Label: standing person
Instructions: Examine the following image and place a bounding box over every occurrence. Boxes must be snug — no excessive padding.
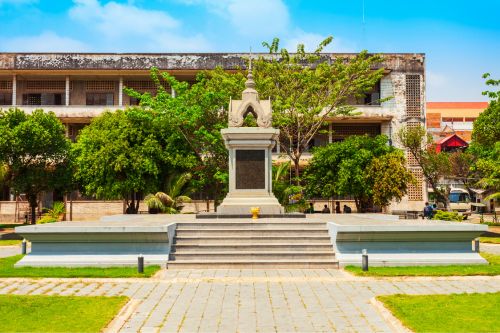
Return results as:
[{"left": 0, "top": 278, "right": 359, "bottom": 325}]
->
[
  {"left": 321, "top": 204, "right": 331, "bottom": 213},
  {"left": 335, "top": 201, "right": 341, "bottom": 214}
]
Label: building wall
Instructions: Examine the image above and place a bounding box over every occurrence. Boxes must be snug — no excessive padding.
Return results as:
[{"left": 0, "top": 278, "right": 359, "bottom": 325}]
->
[{"left": 0, "top": 52, "right": 426, "bottom": 215}]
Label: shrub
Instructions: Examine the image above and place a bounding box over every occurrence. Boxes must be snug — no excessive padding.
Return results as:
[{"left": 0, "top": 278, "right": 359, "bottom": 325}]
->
[
  {"left": 37, "top": 202, "right": 65, "bottom": 224},
  {"left": 433, "top": 210, "right": 463, "bottom": 221}
]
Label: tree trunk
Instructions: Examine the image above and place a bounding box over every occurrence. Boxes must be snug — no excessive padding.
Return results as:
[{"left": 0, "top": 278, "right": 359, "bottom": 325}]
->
[
  {"left": 293, "top": 158, "right": 300, "bottom": 185},
  {"left": 27, "top": 193, "right": 37, "bottom": 225}
]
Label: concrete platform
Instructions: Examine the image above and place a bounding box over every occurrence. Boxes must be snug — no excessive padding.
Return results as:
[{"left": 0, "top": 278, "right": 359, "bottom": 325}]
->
[
  {"left": 325, "top": 214, "right": 488, "bottom": 266},
  {"left": 15, "top": 219, "right": 176, "bottom": 267},
  {"left": 14, "top": 213, "right": 489, "bottom": 267}
]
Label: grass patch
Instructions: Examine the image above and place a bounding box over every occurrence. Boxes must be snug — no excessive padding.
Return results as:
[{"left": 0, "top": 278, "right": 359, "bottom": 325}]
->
[
  {"left": 0, "top": 223, "right": 24, "bottom": 230},
  {"left": 378, "top": 292, "right": 500, "bottom": 333},
  {"left": 0, "top": 239, "right": 22, "bottom": 246},
  {"left": 480, "top": 236, "right": 500, "bottom": 244},
  {"left": 0, "top": 255, "right": 160, "bottom": 278},
  {"left": 345, "top": 253, "right": 500, "bottom": 277},
  {"left": 0, "top": 294, "right": 128, "bottom": 332}
]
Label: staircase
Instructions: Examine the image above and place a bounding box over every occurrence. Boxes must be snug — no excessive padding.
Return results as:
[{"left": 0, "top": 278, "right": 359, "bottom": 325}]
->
[{"left": 167, "top": 220, "right": 338, "bottom": 269}]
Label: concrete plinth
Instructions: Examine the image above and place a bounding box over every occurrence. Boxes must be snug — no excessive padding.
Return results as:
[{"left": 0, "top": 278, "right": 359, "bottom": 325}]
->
[
  {"left": 326, "top": 216, "right": 488, "bottom": 266},
  {"left": 15, "top": 220, "right": 176, "bottom": 267},
  {"left": 217, "top": 127, "right": 284, "bottom": 215}
]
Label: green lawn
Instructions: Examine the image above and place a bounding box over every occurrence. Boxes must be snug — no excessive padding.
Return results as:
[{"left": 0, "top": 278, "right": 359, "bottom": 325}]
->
[
  {"left": 345, "top": 253, "right": 500, "bottom": 277},
  {"left": 480, "top": 236, "right": 500, "bottom": 244},
  {"left": 0, "top": 239, "right": 22, "bottom": 246},
  {"left": 378, "top": 292, "right": 500, "bottom": 333},
  {"left": 0, "top": 294, "right": 128, "bottom": 332},
  {"left": 0, "top": 255, "right": 160, "bottom": 278}
]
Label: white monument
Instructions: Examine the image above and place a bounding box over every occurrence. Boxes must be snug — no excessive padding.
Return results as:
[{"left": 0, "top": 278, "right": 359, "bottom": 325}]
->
[{"left": 217, "top": 61, "right": 285, "bottom": 215}]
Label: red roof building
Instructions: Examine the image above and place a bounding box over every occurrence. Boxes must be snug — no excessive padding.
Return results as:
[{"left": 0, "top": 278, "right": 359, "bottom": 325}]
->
[{"left": 434, "top": 134, "right": 469, "bottom": 153}]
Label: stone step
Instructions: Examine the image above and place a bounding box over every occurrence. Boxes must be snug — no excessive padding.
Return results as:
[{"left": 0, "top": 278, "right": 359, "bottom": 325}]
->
[
  {"left": 174, "top": 236, "right": 332, "bottom": 245},
  {"left": 173, "top": 243, "right": 334, "bottom": 251},
  {"left": 170, "top": 251, "right": 336, "bottom": 260},
  {"left": 176, "top": 222, "right": 327, "bottom": 230},
  {"left": 167, "top": 259, "right": 339, "bottom": 269},
  {"left": 175, "top": 229, "right": 329, "bottom": 237}
]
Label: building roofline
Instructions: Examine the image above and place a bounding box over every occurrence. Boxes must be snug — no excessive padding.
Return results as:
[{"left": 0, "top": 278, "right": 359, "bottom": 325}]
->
[
  {"left": 0, "top": 52, "right": 426, "bottom": 56},
  {"left": 427, "top": 102, "right": 489, "bottom": 109}
]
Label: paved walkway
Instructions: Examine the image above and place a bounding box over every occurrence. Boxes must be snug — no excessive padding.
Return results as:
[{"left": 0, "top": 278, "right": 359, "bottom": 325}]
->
[{"left": 0, "top": 270, "right": 499, "bottom": 333}]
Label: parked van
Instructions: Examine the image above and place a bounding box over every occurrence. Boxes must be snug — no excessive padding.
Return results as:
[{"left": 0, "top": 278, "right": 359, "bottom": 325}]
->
[{"left": 448, "top": 188, "right": 472, "bottom": 219}]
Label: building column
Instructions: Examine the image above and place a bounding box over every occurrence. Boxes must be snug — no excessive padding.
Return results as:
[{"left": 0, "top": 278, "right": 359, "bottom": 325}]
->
[
  {"left": 328, "top": 123, "right": 333, "bottom": 144},
  {"left": 12, "top": 74, "right": 16, "bottom": 106},
  {"left": 65, "top": 76, "right": 70, "bottom": 106},
  {"left": 171, "top": 87, "right": 176, "bottom": 98},
  {"left": 118, "top": 77, "right": 123, "bottom": 107}
]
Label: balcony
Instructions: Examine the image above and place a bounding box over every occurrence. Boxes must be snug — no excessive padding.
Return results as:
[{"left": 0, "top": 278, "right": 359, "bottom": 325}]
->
[{"left": 11, "top": 105, "right": 123, "bottom": 121}]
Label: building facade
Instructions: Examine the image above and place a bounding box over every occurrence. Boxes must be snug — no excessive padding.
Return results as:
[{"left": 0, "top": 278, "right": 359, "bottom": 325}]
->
[
  {"left": 0, "top": 52, "right": 426, "bottom": 219},
  {"left": 426, "top": 102, "right": 488, "bottom": 142}
]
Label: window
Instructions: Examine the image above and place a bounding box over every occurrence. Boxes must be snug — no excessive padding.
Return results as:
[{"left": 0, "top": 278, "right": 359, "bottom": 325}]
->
[
  {"left": 129, "top": 97, "right": 140, "bottom": 106},
  {"left": 442, "top": 117, "right": 463, "bottom": 122},
  {"left": 449, "top": 192, "right": 470, "bottom": 203},
  {"left": 359, "top": 80, "right": 381, "bottom": 105},
  {"left": 22, "top": 93, "right": 63, "bottom": 105},
  {"left": 86, "top": 93, "right": 114, "bottom": 106},
  {"left": 0, "top": 93, "right": 12, "bottom": 105},
  {"left": 406, "top": 75, "right": 421, "bottom": 118},
  {"left": 86, "top": 81, "right": 115, "bottom": 91},
  {"left": 464, "top": 117, "right": 477, "bottom": 122}
]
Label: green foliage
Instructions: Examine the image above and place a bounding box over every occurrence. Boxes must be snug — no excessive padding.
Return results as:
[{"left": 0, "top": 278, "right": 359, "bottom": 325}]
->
[
  {"left": 0, "top": 108, "right": 72, "bottom": 223},
  {"left": 144, "top": 172, "right": 193, "bottom": 213},
  {"left": 0, "top": 295, "right": 129, "bottom": 333},
  {"left": 432, "top": 210, "right": 463, "bottom": 221},
  {"left": 37, "top": 201, "right": 65, "bottom": 224},
  {"left": 346, "top": 253, "right": 500, "bottom": 277},
  {"left": 0, "top": 255, "right": 160, "bottom": 278},
  {"left": 305, "top": 135, "right": 410, "bottom": 211},
  {"left": 378, "top": 293, "right": 500, "bottom": 333},
  {"left": 366, "top": 151, "right": 415, "bottom": 207},
  {"left": 73, "top": 108, "right": 195, "bottom": 213},
  {"left": 398, "top": 124, "right": 452, "bottom": 207},
  {"left": 254, "top": 37, "right": 386, "bottom": 180},
  {"left": 125, "top": 67, "right": 245, "bottom": 201}
]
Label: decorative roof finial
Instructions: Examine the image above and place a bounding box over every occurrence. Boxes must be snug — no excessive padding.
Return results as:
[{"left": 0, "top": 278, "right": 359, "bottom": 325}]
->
[{"left": 245, "top": 47, "right": 256, "bottom": 91}]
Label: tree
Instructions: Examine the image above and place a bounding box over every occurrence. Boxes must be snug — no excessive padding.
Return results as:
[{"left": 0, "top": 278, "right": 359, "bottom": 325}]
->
[
  {"left": 0, "top": 108, "right": 72, "bottom": 224},
  {"left": 73, "top": 107, "right": 195, "bottom": 214},
  {"left": 254, "top": 37, "right": 386, "bottom": 181},
  {"left": 366, "top": 151, "right": 415, "bottom": 208},
  {"left": 125, "top": 67, "right": 245, "bottom": 202},
  {"left": 304, "top": 135, "right": 411, "bottom": 211},
  {"left": 449, "top": 151, "right": 477, "bottom": 194},
  {"left": 469, "top": 74, "right": 500, "bottom": 201},
  {"left": 398, "top": 125, "right": 452, "bottom": 208}
]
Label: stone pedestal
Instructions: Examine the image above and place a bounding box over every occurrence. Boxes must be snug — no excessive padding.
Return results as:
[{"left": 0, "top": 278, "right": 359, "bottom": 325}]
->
[{"left": 217, "top": 127, "right": 284, "bottom": 215}]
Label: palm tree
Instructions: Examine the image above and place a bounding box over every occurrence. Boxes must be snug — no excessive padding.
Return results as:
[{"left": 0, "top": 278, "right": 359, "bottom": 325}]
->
[{"left": 144, "top": 172, "right": 194, "bottom": 214}]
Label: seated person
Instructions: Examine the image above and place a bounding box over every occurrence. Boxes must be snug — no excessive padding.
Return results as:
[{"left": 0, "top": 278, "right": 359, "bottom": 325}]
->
[
  {"left": 321, "top": 204, "right": 331, "bottom": 213},
  {"left": 343, "top": 205, "right": 352, "bottom": 213}
]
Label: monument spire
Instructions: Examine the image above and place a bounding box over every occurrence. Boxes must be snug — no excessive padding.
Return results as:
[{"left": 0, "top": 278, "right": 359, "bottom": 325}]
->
[{"left": 243, "top": 50, "right": 257, "bottom": 97}]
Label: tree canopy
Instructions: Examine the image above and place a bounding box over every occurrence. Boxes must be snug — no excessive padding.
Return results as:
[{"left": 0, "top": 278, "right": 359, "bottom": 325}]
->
[
  {"left": 0, "top": 108, "right": 72, "bottom": 223},
  {"left": 125, "top": 67, "right": 245, "bottom": 202},
  {"left": 304, "top": 135, "right": 412, "bottom": 211},
  {"left": 254, "top": 37, "right": 386, "bottom": 180},
  {"left": 73, "top": 107, "right": 196, "bottom": 213}
]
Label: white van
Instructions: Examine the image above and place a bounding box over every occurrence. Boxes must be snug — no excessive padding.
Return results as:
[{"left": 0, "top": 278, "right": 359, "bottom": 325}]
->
[{"left": 448, "top": 188, "right": 472, "bottom": 219}]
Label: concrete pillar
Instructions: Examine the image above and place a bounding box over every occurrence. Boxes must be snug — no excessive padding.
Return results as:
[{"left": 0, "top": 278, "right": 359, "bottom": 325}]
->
[
  {"left": 171, "top": 87, "right": 176, "bottom": 98},
  {"left": 12, "top": 74, "right": 16, "bottom": 106},
  {"left": 118, "top": 77, "right": 123, "bottom": 107},
  {"left": 328, "top": 123, "right": 333, "bottom": 144},
  {"left": 65, "top": 76, "right": 70, "bottom": 106}
]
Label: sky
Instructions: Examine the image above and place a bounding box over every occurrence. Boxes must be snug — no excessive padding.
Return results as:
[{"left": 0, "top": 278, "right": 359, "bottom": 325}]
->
[{"left": 0, "top": 0, "right": 499, "bottom": 101}]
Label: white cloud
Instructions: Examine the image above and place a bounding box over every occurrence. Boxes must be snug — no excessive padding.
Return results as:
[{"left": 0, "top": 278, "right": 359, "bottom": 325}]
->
[
  {"left": 67, "top": 0, "right": 211, "bottom": 52},
  {"left": 69, "top": 0, "right": 179, "bottom": 38},
  {"left": 1, "top": 31, "right": 89, "bottom": 52},
  {"left": 283, "top": 30, "right": 356, "bottom": 53},
  {"left": 179, "top": 0, "right": 290, "bottom": 37}
]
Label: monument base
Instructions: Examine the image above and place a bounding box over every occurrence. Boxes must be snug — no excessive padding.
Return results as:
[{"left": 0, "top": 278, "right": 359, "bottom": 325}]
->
[{"left": 216, "top": 191, "right": 285, "bottom": 215}]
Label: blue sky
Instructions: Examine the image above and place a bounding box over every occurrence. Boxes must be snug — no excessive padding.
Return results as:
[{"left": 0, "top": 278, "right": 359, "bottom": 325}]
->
[{"left": 0, "top": 0, "right": 498, "bottom": 101}]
